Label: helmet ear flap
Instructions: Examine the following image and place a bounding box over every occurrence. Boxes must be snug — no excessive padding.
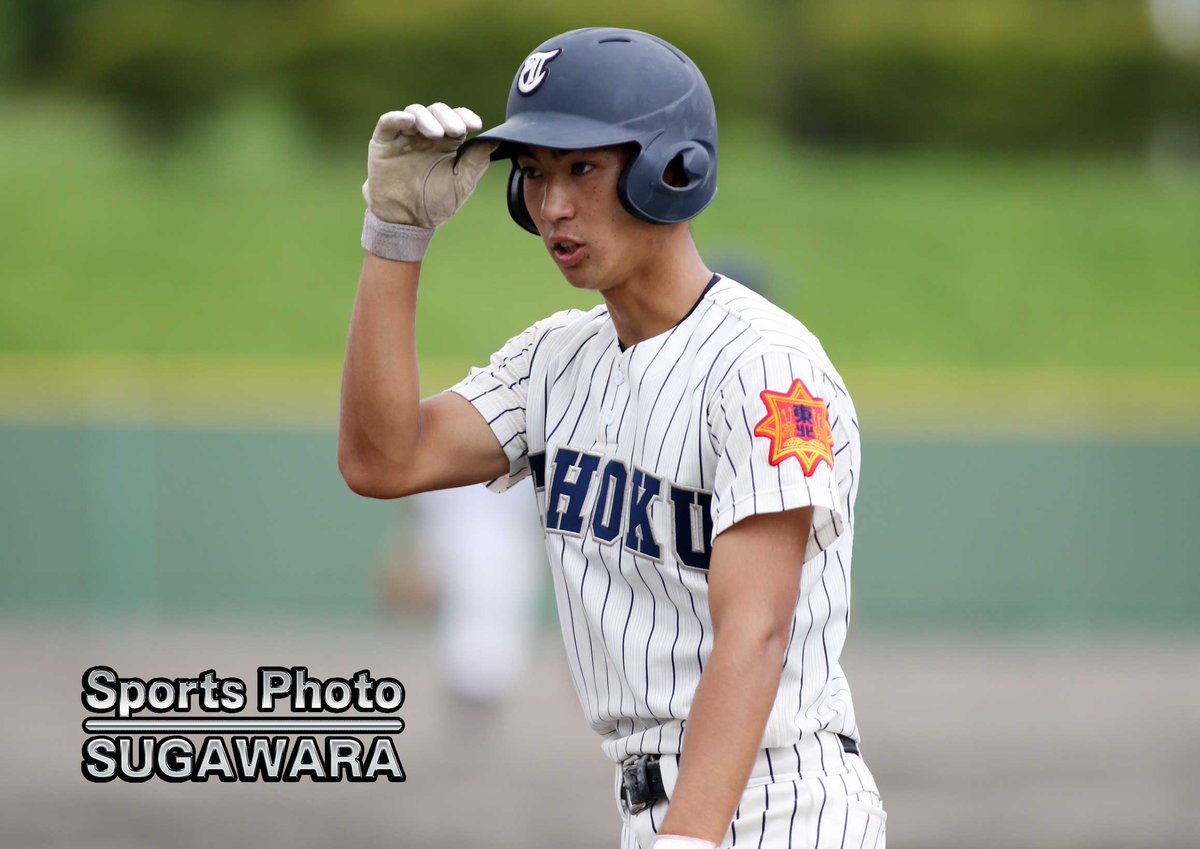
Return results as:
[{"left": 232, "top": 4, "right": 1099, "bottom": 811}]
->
[
  {"left": 507, "top": 163, "right": 540, "bottom": 235},
  {"left": 619, "top": 140, "right": 716, "bottom": 225}
]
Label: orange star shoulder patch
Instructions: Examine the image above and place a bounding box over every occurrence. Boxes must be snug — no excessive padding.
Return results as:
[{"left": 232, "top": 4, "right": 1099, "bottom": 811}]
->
[{"left": 753, "top": 378, "right": 835, "bottom": 476}]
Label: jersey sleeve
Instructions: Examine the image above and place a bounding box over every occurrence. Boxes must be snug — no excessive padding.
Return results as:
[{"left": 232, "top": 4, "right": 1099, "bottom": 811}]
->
[
  {"left": 448, "top": 309, "right": 578, "bottom": 493},
  {"left": 708, "top": 350, "right": 847, "bottom": 561}
]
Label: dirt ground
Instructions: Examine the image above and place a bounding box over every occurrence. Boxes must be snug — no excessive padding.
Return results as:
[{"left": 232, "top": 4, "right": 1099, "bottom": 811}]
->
[{"left": 2, "top": 619, "right": 1196, "bottom": 849}]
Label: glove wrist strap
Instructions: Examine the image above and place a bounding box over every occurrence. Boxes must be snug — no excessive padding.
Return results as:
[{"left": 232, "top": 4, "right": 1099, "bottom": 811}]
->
[{"left": 361, "top": 209, "right": 435, "bottom": 262}]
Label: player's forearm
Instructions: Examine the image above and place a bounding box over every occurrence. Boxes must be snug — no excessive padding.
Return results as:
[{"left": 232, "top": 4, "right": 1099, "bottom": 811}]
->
[
  {"left": 658, "top": 625, "right": 790, "bottom": 845},
  {"left": 339, "top": 104, "right": 495, "bottom": 497},
  {"left": 337, "top": 252, "right": 423, "bottom": 495}
]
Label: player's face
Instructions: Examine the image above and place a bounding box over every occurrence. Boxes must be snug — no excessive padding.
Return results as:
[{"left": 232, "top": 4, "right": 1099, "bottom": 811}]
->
[{"left": 517, "top": 145, "right": 664, "bottom": 291}]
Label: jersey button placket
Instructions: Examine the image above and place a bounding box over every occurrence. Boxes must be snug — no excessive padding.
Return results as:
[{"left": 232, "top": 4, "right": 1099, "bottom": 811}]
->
[{"left": 601, "top": 353, "right": 631, "bottom": 447}]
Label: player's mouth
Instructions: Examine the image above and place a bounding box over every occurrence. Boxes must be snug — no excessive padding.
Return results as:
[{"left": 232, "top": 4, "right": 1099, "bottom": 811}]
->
[{"left": 550, "top": 239, "right": 586, "bottom": 268}]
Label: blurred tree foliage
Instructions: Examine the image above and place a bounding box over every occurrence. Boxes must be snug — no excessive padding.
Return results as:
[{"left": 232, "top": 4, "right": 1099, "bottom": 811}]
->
[
  {"left": 1, "top": 0, "right": 1196, "bottom": 152},
  {"left": 785, "top": 0, "right": 1200, "bottom": 152}
]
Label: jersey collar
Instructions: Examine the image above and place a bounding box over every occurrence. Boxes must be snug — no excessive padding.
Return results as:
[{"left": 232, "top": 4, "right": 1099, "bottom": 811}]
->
[{"left": 615, "top": 273, "right": 721, "bottom": 353}]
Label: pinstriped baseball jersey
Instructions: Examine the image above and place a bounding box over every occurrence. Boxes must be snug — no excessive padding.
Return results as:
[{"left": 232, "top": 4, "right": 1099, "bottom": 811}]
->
[{"left": 449, "top": 274, "right": 862, "bottom": 770}]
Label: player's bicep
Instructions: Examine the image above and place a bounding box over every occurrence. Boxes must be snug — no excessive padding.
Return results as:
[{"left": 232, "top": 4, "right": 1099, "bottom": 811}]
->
[
  {"left": 403, "top": 310, "right": 584, "bottom": 497},
  {"left": 401, "top": 391, "right": 512, "bottom": 493},
  {"left": 343, "top": 391, "right": 510, "bottom": 499},
  {"left": 708, "top": 507, "right": 813, "bottom": 640}
]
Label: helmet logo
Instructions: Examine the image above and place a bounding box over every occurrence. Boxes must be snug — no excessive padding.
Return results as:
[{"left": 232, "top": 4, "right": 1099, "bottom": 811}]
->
[{"left": 516, "top": 48, "right": 562, "bottom": 96}]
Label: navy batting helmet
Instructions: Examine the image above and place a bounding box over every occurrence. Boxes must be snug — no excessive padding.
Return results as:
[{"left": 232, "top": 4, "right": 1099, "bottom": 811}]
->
[{"left": 466, "top": 27, "right": 718, "bottom": 234}]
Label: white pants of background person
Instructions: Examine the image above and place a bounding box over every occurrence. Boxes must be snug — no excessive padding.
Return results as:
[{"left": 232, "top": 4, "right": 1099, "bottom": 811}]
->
[{"left": 416, "top": 479, "right": 542, "bottom": 703}]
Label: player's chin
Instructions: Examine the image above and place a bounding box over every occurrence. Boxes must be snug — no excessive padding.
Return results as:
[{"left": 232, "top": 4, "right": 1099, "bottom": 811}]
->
[
  {"left": 552, "top": 258, "right": 599, "bottom": 290},
  {"left": 560, "top": 270, "right": 606, "bottom": 293}
]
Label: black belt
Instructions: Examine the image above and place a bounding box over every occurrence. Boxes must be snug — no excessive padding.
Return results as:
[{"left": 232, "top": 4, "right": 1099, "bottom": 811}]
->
[{"left": 619, "top": 734, "right": 860, "bottom": 815}]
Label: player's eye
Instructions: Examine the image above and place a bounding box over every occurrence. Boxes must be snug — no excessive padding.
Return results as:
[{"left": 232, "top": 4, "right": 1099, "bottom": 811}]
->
[
  {"left": 570, "top": 161, "right": 594, "bottom": 176},
  {"left": 519, "top": 165, "right": 542, "bottom": 180}
]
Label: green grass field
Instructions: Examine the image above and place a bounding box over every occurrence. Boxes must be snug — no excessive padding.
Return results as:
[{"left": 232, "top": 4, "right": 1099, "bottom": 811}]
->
[{"left": 2, "top": 93, "right": 1197, "bottom": 370}]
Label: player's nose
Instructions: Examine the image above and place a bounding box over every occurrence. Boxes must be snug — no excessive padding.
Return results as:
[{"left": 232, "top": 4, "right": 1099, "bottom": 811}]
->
[{"left": 539, "top": 175, "right": 575, "bottom": 222}]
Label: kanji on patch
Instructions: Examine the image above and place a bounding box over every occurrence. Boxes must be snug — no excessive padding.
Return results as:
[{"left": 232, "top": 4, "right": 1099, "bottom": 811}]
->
[{"left": 753, "top": 379, "right": 835, "bottom": 476}]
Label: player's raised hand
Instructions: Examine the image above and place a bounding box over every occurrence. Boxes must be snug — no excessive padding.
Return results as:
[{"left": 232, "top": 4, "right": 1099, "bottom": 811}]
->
[{"left": 363, "top": 103, "right": 498, "bottom": 230}]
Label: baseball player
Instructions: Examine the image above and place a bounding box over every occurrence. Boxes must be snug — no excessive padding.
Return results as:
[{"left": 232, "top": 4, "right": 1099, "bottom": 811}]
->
[{"left": 339, "top": 26, "right": 886, "bottom": 849}]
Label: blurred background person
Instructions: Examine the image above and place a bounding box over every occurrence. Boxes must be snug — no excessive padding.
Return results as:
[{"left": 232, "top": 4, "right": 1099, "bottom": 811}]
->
[{"left": 378, "top": 480, "right": 545, "bottom": 739}]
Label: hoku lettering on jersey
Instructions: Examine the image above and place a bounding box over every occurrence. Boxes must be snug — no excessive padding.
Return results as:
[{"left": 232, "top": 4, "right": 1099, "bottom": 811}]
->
[{"left": 529, "top": 447, "right": 714, "bottom": 570}]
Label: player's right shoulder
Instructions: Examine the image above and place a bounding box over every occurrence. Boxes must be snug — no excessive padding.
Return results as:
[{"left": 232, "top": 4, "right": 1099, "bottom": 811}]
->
[
  {"left": 502, "top": 304, "right": 610, "bottom": 376},
  {"left": 458, "top": 305, "right": 607, "bottom": 394},
  {"left": 494, "top": 305, "right": 602, "bottom": 359},
  {"left": 534, "top": 305, "right": 608, "bottom": 350},
  {"left": 475, "top": 306, "right": 586, "bottom": 371}
]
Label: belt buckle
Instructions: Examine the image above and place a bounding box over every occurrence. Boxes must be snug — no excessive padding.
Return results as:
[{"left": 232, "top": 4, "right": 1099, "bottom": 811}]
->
[
  {"left": 619, "top": 754, "right": 659, "bottom": 816},
  {"left": 619, "top": 782, "right": 647, "bottom": 816}
]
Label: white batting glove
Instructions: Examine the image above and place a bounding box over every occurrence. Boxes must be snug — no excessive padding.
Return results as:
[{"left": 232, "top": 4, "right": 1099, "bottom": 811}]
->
[
  {"left": 654, "top": 836, "right": 718, "bottom": 849},
  {"left": 361, "top": 103, "right": 498, "bottom": 261}
]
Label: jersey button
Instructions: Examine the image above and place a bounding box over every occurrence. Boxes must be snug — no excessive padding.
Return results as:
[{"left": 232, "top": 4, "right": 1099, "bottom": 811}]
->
[
  {"left": 603, "top": 410, "right": 615, "bottom": 425},
  {"left": 615, "top": 370, "right": 624, "bottom": 385}
]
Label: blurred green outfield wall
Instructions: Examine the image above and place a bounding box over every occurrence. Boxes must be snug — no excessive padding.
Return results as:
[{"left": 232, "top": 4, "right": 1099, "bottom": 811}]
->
[{"left": 3, "top": 423, "right": 1196, "bottom": 629}]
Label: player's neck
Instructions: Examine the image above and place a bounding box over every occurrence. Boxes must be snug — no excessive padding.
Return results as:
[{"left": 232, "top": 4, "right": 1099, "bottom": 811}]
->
[{"left": 603, "top": 237, "right": 712, "bottom": 349}]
